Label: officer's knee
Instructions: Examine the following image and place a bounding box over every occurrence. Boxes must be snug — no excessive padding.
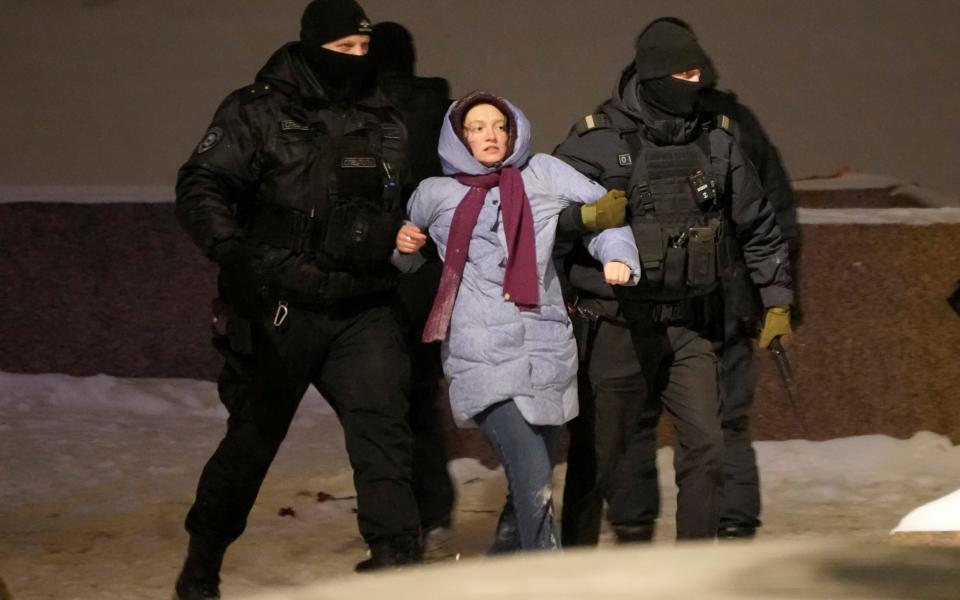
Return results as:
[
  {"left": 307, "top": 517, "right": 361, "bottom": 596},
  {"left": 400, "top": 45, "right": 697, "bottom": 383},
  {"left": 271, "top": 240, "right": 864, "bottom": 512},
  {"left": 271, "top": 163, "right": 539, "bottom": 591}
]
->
[{"left": 721, "top": 414, "right": 750, "bottom": 434}]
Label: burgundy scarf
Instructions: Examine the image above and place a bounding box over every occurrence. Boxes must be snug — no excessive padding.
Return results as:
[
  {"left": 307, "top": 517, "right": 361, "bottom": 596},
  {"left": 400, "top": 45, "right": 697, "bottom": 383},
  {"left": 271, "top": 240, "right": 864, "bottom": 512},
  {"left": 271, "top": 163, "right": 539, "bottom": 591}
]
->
[{"left": 421, "top": 167, "right": 539, "bottom": 343}]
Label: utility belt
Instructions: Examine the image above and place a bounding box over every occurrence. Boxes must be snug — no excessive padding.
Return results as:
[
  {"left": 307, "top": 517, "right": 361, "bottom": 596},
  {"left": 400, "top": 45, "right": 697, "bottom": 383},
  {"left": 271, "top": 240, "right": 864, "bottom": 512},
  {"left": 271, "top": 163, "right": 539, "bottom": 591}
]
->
[
  {"left": 618, "top": 292, "right": 725, "bottom": 343},
  {"left": 568, "top": 296, "right": 628, "bottom": 364},
  {"left": 568, "top": 292, "right": 721, "bottom": 364},
  {"left": 569, "top": 297, "right": 629, "bottom": 327}
]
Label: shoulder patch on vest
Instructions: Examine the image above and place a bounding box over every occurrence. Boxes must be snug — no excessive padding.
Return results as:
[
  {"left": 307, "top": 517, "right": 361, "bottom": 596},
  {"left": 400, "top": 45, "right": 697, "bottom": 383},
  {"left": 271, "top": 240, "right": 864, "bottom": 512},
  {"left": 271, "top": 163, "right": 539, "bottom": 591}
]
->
[
  {"left": 280, "top": 119, "right": 310, "bottom": 131},
  {"left": 715, "top": 113, "right": 732, "bottom": 131},
  {"left": 239, "top": 82, "right": 274, "bottom": 104},
  {"left": 574, "top": 112, "right": 611, "bottom": 136},
  {"left": 195, "top": 126, "right": 223, "bottom": 155}
]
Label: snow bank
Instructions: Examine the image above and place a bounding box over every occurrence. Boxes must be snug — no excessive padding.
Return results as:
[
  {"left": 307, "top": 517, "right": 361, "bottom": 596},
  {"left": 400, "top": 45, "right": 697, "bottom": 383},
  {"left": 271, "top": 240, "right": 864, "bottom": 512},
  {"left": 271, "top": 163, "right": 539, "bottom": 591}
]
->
[{"left": 893, "top": 489, "right": 960, "bottom": 533}]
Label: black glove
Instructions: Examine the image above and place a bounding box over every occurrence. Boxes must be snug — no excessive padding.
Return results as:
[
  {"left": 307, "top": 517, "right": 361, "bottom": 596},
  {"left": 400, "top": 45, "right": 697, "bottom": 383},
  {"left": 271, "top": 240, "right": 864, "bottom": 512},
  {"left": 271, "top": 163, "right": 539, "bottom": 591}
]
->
[{"left": 215, "top": 241, "right": 269, "bottom": 319}]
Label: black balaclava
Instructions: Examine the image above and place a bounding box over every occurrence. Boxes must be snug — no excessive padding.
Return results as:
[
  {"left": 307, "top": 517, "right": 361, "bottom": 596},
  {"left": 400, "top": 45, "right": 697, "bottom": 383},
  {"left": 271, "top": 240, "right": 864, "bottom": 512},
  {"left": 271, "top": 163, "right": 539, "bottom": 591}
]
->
[
  {"left": 299, "top": 0, "right": 374, "bottom": 101},
  {"left": 633, "top": 17, "right": 709, "bottom": 118}
]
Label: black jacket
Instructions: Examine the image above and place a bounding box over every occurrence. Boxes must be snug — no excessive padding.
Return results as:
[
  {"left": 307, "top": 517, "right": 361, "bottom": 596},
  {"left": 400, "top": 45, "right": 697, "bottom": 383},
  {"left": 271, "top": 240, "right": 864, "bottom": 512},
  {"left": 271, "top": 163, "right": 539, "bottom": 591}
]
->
[
  {"left": 553, "top": 64, "right": 793, "bottom": 310},
  {"left": 699, "top": 88, "right": 798, "bottom": 255},
  {"left": 176, "top": 43, "right": 408, "bottom": 308}
]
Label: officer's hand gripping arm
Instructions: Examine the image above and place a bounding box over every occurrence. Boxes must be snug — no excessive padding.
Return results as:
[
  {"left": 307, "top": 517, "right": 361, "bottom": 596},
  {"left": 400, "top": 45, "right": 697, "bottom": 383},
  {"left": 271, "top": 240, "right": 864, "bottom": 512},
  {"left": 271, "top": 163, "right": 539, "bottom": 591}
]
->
[{"left": 580, "top": 189, "right": 627, "bottom": 233}]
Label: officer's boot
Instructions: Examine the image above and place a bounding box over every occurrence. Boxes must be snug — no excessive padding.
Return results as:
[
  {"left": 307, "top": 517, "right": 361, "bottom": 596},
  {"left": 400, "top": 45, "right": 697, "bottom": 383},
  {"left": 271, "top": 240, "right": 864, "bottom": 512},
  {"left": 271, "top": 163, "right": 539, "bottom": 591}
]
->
[
  {"left": 173, "top": 537, "right": 226, "bottom": 600},
  {"left": 420, "top": 519, "right": 454, "bottom": 561},
  {"left": 717, "top": 524, "right": 757, "bottom": 540},
  {"left": 355, "top": 534, "right": 423, "bottom": 572},
  {"left": 613, "top": 523, "right": 655, "bottom": 544}
]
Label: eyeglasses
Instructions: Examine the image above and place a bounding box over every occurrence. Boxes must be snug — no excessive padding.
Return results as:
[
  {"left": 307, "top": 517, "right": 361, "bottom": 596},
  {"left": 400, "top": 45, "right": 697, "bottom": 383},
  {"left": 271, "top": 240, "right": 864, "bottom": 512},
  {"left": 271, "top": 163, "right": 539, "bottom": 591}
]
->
[{"left": 463, "top": 122, "right": 507, "bottom": 137}]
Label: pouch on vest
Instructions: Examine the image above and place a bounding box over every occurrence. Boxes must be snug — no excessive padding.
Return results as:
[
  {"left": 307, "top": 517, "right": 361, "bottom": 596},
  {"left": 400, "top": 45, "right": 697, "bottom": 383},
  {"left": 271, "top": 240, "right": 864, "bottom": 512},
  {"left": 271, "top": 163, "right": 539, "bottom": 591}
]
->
[
  {"left": 623, "top": 128, "right": 729, "bottom": 300},
  {"left": 663, "top": 244, "right": 686, "bottom": 291},
  {"left": 686, "top": 222, "right": 720, "bottom": 286}
]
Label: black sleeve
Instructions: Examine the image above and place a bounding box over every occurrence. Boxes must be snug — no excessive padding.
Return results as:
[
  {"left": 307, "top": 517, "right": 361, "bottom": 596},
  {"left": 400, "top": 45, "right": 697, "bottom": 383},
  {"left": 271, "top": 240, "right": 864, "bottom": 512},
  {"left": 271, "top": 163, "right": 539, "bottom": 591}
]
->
[
  {"left": 730, "top": 103, "right": 800, "bottom": 255},
  {"left": 175, "top": 93, "right": 262, "bottom": 261},
  {"left": 723, "top": 131, "right": 793, "bottom": 308},
  {"left": 551, "top": 120, "right": 611, "bottom": 252},
  {"left": 551, "top": 124, "right": 610, "bottom": 304},
  {"left": 552, "top": 124, "right": 606, "bottom": 184}
]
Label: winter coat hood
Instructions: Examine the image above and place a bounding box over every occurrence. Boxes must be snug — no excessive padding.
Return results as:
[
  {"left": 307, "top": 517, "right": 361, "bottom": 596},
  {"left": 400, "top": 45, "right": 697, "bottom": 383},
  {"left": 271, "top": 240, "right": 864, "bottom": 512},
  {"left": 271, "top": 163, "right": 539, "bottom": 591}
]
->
[{"left": 438, "top": 95, "right": 532, "bottom": 176}]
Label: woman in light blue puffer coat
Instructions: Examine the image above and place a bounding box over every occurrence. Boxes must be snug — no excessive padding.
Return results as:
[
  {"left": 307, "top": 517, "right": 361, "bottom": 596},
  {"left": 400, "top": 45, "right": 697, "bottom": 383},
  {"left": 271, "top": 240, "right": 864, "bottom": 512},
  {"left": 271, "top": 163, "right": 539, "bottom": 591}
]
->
[{"left": 394, "top": 91, "right": 639, "bottom": 552}]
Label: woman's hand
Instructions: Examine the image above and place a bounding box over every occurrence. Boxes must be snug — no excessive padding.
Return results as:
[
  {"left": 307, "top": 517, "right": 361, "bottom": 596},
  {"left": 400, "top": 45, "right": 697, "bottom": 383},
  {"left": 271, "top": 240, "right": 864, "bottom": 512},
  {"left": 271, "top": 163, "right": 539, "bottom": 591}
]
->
[
  {"left": 603, "top": 260, "right": 632, "bottom": 285},
  {"left": 396, "top": 224, "right": 427, "bottom": 254}
]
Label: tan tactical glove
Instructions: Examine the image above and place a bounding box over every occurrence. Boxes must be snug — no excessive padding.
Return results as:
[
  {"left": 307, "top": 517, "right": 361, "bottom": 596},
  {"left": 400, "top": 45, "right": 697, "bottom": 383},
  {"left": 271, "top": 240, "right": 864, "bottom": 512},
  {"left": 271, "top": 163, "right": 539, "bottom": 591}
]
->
[
  {"left": 758, "top": 305, "right": 793, "bottom": 348},
  {"left": 580, "top": 189, "right": 627, "bottom": 232}
]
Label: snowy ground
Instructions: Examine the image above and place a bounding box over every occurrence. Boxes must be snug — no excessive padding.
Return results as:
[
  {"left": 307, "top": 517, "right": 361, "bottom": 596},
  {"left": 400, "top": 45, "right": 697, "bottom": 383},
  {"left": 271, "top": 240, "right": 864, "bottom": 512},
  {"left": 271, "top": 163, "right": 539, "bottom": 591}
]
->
[{"left": 2, "top": 372, "right": 959, "bottom": 599}]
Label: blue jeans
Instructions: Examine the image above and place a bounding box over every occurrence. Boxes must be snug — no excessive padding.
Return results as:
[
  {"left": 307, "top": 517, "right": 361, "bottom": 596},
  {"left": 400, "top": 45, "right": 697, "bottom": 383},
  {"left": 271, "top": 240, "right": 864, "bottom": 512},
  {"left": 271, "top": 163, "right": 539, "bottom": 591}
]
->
[{"left": 475, "top": 400, "right": 561, "bottom": 552}]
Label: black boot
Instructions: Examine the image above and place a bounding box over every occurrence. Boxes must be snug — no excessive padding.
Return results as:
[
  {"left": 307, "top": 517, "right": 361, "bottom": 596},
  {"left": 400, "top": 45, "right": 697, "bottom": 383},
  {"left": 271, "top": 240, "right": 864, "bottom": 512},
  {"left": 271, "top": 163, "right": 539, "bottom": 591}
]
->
[
  {"left": 613, "top": 523, "right": 655, "bottom": 544},
  {"left": 420, "top": 521, "right": 454, "bottom": 561},
  {"left": 717, "top": 524, "right": 757, "bottom": 539},
  {"left": 173, "top": 538, "right": 226, "bottom": 600},
  {"left": 355, "top": 535, "right": 423, "bottom": 572}
]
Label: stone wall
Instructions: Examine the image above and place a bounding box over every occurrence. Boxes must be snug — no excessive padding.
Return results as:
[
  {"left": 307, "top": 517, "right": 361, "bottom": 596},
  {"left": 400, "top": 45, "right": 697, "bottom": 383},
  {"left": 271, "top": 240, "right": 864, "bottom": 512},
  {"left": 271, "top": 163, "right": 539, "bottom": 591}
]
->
[{"left": 1, "top": 190, "right": 958, "bottom": 446}]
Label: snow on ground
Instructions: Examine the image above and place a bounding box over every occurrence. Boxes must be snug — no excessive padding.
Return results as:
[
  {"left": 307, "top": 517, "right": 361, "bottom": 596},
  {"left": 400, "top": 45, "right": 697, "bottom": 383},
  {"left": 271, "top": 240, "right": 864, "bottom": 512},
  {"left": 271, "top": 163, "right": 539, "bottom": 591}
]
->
[
  {"left": 893, "top": 488, "right": 960, "bottom": 533},
  {"left": 1, "top": 372, "right": 959, "bottom": 599}
]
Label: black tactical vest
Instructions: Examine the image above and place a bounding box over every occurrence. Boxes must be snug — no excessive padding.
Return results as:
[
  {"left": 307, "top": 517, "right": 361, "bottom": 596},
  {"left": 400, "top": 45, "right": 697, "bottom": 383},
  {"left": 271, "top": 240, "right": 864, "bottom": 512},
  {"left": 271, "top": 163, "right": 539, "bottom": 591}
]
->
[
  {"left": 622, "top": 125, "right": 732, "bottom": 302},
  {"left": 244, "top": 104, "right": 406, "bottom": 273}
]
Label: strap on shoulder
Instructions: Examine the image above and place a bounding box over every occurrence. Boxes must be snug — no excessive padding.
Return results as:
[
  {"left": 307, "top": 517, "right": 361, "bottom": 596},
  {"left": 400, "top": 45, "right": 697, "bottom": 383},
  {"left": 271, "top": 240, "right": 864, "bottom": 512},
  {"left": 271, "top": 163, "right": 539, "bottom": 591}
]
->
[{"left": 574, "top": 111, "right": 612, "bottom": 136}]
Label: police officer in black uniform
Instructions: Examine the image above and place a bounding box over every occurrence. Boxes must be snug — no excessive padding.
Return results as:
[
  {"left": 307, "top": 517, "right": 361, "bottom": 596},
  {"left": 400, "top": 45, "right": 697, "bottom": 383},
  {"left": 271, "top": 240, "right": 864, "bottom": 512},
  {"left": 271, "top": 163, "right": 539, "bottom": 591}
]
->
[
  {"left": 369, "top": 21, "right": 456, "bottom": 550},
  {"left": 555, "top": 17, "right": 794, "bottom": 543},
  {"left": 173, "top": 2, "right": 421, "bottom": 597}
]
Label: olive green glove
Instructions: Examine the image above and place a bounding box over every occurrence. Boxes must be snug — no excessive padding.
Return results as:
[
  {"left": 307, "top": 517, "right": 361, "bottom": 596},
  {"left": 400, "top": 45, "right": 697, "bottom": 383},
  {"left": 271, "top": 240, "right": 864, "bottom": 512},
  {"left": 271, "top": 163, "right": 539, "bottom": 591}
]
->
[
  {"left": 580, "top": 189, "right": 627, "bottom": 232},
  {"left": 758, "top": 305, "right": 793, "bottom": 349}
]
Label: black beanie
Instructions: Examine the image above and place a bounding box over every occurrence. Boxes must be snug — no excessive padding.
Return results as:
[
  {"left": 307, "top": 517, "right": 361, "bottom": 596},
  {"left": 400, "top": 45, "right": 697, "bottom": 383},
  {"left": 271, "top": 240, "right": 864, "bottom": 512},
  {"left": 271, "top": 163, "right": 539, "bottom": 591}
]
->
[
  {"left": 300, "top": 0, "right": 373, "bottom": 59},
  {"left": 633, "top": 17, "right": 709, "bottom": 81}
]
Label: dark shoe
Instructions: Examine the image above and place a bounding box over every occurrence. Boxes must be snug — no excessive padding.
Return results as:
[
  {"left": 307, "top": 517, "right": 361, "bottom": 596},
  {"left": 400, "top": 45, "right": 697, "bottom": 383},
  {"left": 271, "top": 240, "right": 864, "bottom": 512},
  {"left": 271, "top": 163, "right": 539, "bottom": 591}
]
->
[
  {"left": 613, "top": 524, "right": 655, "bottom": 543},
  {"left": 355, "top": 535, "right": 423, "bottom": 572},
  {"left": 717, "top": 525, "right": 757, "bottom": 539},
  {"left": 421, "top": 524, "right": 455, "bottom": 561},
  {"left": 173, "top": 538, "right": 225, "bottom": 599}
]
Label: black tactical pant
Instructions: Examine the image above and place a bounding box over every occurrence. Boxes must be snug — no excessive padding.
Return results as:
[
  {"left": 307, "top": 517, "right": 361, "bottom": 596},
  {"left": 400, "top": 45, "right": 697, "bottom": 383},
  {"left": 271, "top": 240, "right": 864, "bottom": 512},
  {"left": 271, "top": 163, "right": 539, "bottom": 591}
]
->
[
  {"left": 717, "top": 315, "right": 761, "bottom": 531},
  {"left": 185, "top": 302, "right": 420, "bottom": 547},
  {"left": 617, "top": 315, "right": 762, "bottom": 533},
  {"left": 562, "top": 299, "right": 723, "bottom": 542},
  {"left": 562, "top": 313, "right": 650, "bottom": 545},
  {"left": 396, "top": 258, "right": 456, "bottom": 531}
]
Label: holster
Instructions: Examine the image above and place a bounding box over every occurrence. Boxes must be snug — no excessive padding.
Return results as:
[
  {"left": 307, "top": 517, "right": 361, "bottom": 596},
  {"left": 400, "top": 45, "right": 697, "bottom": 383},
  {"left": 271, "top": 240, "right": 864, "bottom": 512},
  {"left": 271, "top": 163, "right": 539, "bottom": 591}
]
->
[
  {"left": 570, "top": 308, "right": 597, "bottom": 364},
  {"left": 211, "top": 298, "right": 253, "bottom": 358}
]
